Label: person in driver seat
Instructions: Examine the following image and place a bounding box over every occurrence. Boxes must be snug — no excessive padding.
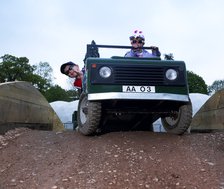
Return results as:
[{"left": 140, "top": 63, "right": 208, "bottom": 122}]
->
[{"left": 125, "top": 29, "right": 161, "bottom": 58}]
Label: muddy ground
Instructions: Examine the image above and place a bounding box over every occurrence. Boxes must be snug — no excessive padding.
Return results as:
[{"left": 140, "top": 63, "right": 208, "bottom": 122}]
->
[{"left": 0, "top": 128, "right": 224, "bottom": 189}]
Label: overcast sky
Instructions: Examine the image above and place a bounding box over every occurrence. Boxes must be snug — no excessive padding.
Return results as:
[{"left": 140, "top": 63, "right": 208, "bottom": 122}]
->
[{"left": 1, "top": 0, "right": 224, "bottom": 89}]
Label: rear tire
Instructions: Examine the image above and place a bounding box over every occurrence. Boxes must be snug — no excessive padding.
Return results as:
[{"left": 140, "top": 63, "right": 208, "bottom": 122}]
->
[
  {"left": 161, "top": 101, "right": 192, "bottom": 135},
  {"left": 77, "top": 93, "right": 101, "bottom": 135}
]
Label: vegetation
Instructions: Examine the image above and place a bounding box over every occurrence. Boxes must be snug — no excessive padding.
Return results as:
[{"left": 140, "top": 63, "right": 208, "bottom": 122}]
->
[
  {"left": 0, "top": 54, "right": 51, "bottom": 92},
  {"left": 208, "top": 80, "right": 224, "bottom": 95},
  {"left": 43, "top": 85, "right": 79, "bottom": 102},
  {"left": 187, "top": 71, "right": 208, "bottom": 94}
]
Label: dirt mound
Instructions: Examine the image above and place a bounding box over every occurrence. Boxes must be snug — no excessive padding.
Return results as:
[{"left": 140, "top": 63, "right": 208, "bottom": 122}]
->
[{"left": 0, "top": 128, "right": 224, "bottom": 189}]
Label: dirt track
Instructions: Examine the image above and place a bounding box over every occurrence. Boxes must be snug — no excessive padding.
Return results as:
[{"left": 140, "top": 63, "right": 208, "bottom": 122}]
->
[{"left": 0, "top": 128, "right": 224, "bottom": 189}]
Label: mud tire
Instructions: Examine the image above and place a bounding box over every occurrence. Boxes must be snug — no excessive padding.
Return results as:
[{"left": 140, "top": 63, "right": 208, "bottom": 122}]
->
[
  {"left": 77, "top": 93, "right": 101, "bottom": 135},
  {"left": 161, "top": 101, "right": 192, "bottom": 135}
]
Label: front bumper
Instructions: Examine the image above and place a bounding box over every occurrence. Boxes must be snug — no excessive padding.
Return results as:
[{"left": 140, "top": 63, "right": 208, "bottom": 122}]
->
[{"left": 88, "top": 92, "right": 190, "bottom": 102}]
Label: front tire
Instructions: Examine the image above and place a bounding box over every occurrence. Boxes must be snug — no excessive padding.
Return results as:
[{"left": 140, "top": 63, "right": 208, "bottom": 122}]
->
[
  {"left": 77, "top": 93, "right": 101, "bottom": 135},
  {"left": 161, "top": 101, "right": 192, "bottom": 135}
]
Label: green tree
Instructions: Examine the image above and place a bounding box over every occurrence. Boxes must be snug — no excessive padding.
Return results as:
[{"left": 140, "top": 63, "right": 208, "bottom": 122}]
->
[
  {"left": 187, "top": 71, "right": 208, "bottom": 94},
  {"left": 208, "top": 80, "right": 224, "bottom": 95},
  {"left": 30, "top": 74, "right": 51, "bottom": 94},
  {"left": 0, "top": 54, "right": 34, "bottom": 82},
  {"left": 0, "top": 54, "right": 52, "bottom": 93},
  {"left": 33, "top": 61, "right": 53, "bottom": 86},
  {"left": 44, "top": 85, "right": 78, "bottom": 102}
]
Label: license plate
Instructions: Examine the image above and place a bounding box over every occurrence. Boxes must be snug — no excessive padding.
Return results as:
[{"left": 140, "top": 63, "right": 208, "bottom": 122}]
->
[{"left": 122, "top": 86, "right": 155, "bottom": 93}]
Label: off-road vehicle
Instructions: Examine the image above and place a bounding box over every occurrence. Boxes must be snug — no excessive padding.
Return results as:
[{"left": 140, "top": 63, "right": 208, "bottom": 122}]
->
[{"left": 77, "top": 41, "right": 192, "bottom": 135}]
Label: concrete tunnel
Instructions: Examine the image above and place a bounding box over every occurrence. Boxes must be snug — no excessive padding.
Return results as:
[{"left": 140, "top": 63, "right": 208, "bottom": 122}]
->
[{"left": 0, "top": 81, "right": 64, "bottom": 134}]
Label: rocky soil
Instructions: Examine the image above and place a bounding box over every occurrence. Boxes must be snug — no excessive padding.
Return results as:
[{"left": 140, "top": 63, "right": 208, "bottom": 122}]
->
[{"left": 0, "top": 128, "right": 224, "bottom": 189}]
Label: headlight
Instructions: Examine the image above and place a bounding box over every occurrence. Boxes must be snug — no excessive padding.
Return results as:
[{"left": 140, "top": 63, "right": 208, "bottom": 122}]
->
[
  {"left": 99, "top": 66, "right": 112, "bottom": 78},
  {"left": 166, "top": 69, "right": 178, "bottom": 80}
]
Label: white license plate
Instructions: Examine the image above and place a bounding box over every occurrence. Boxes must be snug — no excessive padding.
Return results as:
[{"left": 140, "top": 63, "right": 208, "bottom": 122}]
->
[{"left": 122, "top": 86, "right": 155, "bottom": 93}]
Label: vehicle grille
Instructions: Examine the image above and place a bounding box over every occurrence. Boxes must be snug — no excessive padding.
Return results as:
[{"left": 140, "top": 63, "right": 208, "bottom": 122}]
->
[
  {"left": 113, "top": 65, "right": 164, "bottom": 85},
  {"left": 90, "top": 63, "right": 185, "bottom": 86}
]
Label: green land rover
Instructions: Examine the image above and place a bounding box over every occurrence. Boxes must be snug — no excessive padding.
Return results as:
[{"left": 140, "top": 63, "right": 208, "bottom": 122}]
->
[{"left": 77, "top": 41, "right": 192, "bottom": 135}]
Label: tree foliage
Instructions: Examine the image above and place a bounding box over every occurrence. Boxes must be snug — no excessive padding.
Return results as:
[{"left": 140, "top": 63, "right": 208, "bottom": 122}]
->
[
  {"left": 43, "top": 85, "right": 79, "bottom": 102},
  {"left": 208, "top": 80, "right": 224, "bottom": 95},
  {"left": 0, "top": 54, "right": 34, "bottom": 82},
  {"left": 187, "top": 71, "right": 208, "bottom": 94},
  {"left": 0, "top": 54, "right": 52, "bottom": 93},
  {"left": 33, "top": 61, "right": 53, "bottom": 85}
]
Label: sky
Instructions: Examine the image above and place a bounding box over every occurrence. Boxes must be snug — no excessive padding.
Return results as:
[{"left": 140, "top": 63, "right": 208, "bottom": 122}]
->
[{"left": 1, "top": 0, "right": 224, "bottom": 89}]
